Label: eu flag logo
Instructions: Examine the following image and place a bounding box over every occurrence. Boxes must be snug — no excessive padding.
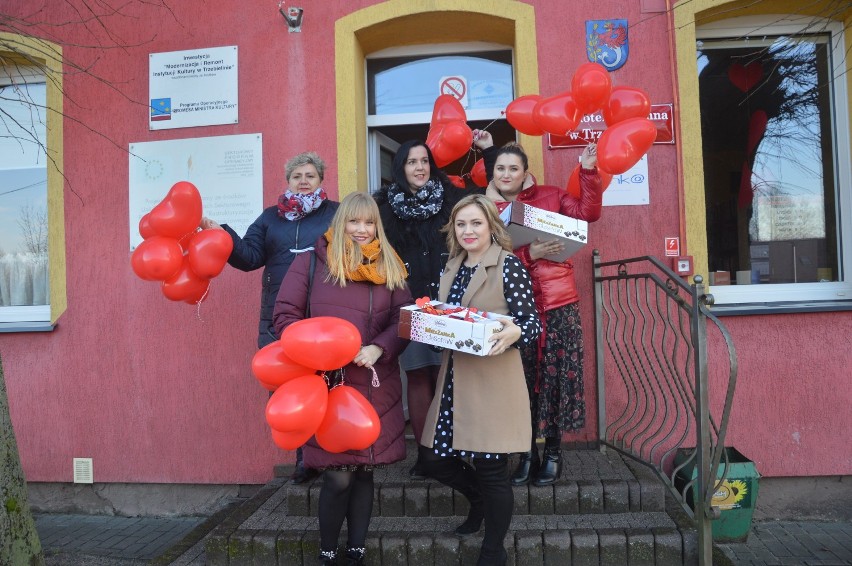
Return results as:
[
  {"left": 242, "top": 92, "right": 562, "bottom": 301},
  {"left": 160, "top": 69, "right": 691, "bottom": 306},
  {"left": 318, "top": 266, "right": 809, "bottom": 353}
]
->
[{"left": 150, "top": 98, "right": 171, "bottom": 121}]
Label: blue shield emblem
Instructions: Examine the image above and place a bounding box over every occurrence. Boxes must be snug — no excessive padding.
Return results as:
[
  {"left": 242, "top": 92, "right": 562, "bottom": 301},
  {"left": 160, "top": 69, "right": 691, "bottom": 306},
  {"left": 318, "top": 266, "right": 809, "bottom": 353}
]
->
[{"left": 586, "top": 19, "right": 629, "bottom": 71}]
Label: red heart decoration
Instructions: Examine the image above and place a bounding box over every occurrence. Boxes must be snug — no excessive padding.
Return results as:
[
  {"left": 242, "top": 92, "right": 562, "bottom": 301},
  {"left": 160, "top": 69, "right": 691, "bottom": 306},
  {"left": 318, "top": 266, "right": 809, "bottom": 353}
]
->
[
  {"left": 315, "top": 385, "right": 381, "bottom": 453},
  {"left": 130, "top": 236, "right": 183, "bottom": 281},
  {"left": 728, "top": 62, "right": 763, "bottom": 93},
  {"left": 252, "top": 341, "right": 317, "bottom": 390},
  {"left": 266, "top": 374, "right": 329, "bottom": 434},
  {"left": 148, "top": 181, "right": 203, "bottom": 239},
  {"left": 187, "top": 229, "right": 234, "bottom": 279},
  {"left": 746, "top": 110, "right": 768, "bottom": 154}
]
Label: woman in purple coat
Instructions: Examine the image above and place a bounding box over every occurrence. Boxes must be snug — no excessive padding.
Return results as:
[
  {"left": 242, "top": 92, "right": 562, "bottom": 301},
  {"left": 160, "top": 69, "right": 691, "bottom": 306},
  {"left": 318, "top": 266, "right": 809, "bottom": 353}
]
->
[{"left": 273, "top": 192, "right": 412, "bottom": 566}]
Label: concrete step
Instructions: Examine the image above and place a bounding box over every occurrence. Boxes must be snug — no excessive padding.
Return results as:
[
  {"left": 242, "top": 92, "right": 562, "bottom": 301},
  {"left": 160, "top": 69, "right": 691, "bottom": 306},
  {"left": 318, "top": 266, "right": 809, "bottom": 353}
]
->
[
  {"left": 276, "top": 448, "right": 665, "bottom": 517},
  {"left": 207, "top": 449, "right": 698, "bottom": 565}
]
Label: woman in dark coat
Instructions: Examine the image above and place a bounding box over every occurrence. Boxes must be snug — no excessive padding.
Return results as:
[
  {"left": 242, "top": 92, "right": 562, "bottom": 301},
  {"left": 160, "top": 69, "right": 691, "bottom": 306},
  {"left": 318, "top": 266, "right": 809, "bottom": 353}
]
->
[
  {"left": 201, "top": 151, "right": 338, "bottom": 483},
  {"left": 373, "top": 140, "right": 475, "bottom": 478},
  {"left": 273, "top": 192, "right": 412, "bottom": 566}
]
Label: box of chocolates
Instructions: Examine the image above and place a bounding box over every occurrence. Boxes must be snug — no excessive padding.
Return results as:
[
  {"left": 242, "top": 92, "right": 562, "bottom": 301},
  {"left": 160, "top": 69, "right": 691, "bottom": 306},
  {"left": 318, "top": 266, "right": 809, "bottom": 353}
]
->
[
  {"left": 498, "top": 202, "right": 588, "bottom": 262},
  {"left": 398, "top": 300, "right": 512, "bottom": 356}
]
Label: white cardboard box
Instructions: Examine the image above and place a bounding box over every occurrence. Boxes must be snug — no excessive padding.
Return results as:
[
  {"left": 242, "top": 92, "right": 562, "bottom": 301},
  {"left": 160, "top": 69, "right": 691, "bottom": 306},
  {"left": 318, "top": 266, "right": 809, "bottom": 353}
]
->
[
  {"left": 398, "top": 301, "right": 511, "bottom": 356},
  {"left": 498, "top": 202, "right": 588, "bottom": 262}
]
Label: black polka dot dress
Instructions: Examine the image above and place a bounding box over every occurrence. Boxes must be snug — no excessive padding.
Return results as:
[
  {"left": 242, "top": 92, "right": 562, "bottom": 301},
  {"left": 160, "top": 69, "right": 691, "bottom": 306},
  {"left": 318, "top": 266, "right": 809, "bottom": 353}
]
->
[{"left": 432, "top": 256, "right": 541, "bottom": 459}]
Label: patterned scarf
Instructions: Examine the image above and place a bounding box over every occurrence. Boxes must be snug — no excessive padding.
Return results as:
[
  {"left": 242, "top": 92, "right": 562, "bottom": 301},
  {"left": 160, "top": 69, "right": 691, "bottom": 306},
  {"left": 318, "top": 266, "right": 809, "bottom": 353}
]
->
[
  {"left": 325, "top": 229, "right": 408, "bottom": 285},
  {"left": 386, "top": 179, "right": 444, "bottom": 220},
  {"left": 277, "top": 187, "right": 328, "bottom": 221}
]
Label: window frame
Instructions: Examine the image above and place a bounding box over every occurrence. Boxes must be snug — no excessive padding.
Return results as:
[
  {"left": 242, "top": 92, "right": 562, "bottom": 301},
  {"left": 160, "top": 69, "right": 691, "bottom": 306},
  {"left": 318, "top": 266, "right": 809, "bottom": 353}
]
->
[
  {"left": 696, "top": 15, "right": 852, "bottom": 305},
  {"left": 0, "top": 36, "right": 65, "bottom": 332}
]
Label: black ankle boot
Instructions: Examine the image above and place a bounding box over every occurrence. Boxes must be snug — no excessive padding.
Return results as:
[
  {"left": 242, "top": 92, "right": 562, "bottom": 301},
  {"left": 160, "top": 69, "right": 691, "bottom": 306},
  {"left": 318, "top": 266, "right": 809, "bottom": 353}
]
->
[
  {"left": 292, "top": 447, "right": 320, "bottom": 485},
  {"left": 454, "top": 501, "right": 484, "bottom": 537},
  {"left": 510, "top": 450, "right": 540, "bottom": 486},
  {"left": 318, "top": 549, "right": 338, "bottom": 565},
  {"left": 533, "top": 446, "right": 562, "bottom": 486},
  {"left": 344, "top": 546, "right": 365, "bottom": 565}
]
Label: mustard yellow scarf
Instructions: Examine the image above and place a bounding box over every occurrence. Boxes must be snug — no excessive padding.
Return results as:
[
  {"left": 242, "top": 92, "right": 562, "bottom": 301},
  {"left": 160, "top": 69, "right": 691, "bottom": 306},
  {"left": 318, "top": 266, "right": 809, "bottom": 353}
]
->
[{"left": 324, "top": 229, "right": 407, "bottom": 284}]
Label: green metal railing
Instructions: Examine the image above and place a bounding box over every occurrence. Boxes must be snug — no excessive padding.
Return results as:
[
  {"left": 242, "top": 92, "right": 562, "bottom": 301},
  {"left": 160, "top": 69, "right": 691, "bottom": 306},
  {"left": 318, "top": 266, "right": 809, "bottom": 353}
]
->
[{"left": 593, "top": 251, "right": 738, "bottom": 565}]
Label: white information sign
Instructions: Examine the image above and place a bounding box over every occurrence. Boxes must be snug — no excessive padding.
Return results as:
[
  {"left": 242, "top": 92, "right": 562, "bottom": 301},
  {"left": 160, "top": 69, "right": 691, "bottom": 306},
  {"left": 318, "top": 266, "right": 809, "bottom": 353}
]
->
[
  {"left": 128, "top": 133, "right": 263, "bottom": 250},
  {"left": 149, "top": 45, "right": 238, "bottom": 130},
  {"left": 602, "top": 154, "right": 650, "bottom": 207}
]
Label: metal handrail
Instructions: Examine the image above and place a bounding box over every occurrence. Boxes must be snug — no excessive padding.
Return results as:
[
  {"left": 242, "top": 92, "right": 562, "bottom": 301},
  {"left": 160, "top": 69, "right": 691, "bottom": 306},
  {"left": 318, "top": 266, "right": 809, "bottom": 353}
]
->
[{"left": 593, "top": 251, "right": 738, "bottom": 566}]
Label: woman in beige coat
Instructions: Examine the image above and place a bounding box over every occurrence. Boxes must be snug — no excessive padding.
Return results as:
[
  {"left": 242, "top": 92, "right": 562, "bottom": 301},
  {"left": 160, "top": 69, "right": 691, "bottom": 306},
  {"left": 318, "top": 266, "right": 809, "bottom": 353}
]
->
[{"left": 419, "top": 194, "right": 541, "bottom": 566}]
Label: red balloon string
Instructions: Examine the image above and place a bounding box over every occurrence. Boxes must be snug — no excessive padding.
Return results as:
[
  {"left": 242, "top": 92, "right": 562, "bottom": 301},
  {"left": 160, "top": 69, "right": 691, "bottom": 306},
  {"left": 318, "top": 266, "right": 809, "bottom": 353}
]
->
[{"left": 194, "top": 283, "right": 210, "bottom": 322}]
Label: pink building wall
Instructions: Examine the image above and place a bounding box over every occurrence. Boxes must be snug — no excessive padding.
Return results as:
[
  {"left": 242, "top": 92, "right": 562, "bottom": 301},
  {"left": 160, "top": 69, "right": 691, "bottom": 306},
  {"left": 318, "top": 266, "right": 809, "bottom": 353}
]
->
[{"left": 1, "top": 0, "right": 849, "bottom": 487}]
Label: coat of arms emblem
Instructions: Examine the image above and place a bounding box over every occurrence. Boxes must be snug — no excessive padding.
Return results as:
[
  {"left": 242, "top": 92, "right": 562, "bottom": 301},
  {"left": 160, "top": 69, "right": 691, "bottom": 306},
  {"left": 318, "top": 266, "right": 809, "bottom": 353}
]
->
[{"left": 586, "top": 19, "right": 629, "bottom": 71}]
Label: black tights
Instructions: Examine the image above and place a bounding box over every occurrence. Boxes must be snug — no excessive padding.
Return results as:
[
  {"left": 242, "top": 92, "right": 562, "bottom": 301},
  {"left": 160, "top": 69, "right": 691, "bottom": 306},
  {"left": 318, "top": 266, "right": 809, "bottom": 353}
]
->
[
  {"left": 318, "top": 469, "right": 374, "bottom": 554},
  {"left": 418, "top": 446, "right": 512, "bottom": 562}
]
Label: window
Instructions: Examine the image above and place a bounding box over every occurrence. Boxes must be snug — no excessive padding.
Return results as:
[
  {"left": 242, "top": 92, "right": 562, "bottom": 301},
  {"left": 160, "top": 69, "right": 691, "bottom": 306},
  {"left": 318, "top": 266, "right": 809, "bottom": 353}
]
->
[
  {"left": 0, "top": 63, "right": 50, "bottom": 323},
  {"left": 366, "top": 43, "right": 516, "bottom": 192},
  {"left": 697, "top": 16, "right": 851, "bottom": 304}
]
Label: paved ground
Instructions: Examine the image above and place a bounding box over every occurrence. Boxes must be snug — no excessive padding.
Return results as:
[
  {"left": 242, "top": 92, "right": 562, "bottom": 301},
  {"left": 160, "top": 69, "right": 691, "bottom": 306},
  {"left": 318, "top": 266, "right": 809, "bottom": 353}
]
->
[{"left": 34, "top": 511, "right": 852, "bottom": 565}]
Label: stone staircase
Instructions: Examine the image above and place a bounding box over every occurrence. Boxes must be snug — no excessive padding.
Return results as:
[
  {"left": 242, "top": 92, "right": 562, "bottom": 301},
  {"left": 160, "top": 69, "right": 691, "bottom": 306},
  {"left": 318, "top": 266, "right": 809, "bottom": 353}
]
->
[{"left": 206, "top": 445, "right": 700, "bottom": 565}]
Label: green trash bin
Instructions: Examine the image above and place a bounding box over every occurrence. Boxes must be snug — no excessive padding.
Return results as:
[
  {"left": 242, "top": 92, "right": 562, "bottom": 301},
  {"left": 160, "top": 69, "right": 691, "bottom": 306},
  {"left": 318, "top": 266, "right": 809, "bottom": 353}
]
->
[{"left": 674, "top": 447, "right": 760, "bottom": 542}]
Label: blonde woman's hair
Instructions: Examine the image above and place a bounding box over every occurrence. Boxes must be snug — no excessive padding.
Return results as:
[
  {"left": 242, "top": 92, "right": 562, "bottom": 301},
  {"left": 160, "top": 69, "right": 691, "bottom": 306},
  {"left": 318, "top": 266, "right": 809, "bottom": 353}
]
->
[
  {"left": 325, "top": 192, "right": 408, "bottom": 290},
  {"left": 442, "top": 194, "right": 513, "bottom": 259}
]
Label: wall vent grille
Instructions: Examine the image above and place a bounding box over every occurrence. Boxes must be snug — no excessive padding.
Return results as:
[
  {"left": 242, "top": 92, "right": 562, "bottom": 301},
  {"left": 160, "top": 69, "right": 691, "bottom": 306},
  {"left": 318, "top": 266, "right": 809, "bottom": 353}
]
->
[{"left": 73, "top": 458, "right": 93, "bottom": 484}]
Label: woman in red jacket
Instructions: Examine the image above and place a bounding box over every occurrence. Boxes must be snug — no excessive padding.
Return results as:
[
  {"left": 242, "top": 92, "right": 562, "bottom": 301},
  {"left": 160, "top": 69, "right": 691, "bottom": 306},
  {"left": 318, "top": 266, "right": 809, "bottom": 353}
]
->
[
  {"left": 476, "top": 131, "right": 603, "bottom": 487},
  {"left": 273, "top": 192, "right": 412, "bottom": 566}
]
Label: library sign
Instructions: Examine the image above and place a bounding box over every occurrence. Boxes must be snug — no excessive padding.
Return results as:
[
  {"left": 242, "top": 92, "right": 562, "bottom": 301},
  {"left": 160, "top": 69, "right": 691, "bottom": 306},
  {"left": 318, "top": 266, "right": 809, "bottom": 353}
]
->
[{"left": 548, "top": 103, "right": 674, "bottom": 149}]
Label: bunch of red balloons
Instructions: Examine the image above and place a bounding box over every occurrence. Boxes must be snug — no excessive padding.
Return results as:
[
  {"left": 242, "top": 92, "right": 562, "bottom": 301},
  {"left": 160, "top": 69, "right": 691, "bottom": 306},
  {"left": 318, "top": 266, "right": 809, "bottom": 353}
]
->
[
  {"left": 252, "top": 316, "right": 382, "bottom": 454},
  {"left": 131, "top": 181, "right": 234, "bottom": 304},
  {"left": 505, "top": 62, "right": 657, "bottom": 191}
]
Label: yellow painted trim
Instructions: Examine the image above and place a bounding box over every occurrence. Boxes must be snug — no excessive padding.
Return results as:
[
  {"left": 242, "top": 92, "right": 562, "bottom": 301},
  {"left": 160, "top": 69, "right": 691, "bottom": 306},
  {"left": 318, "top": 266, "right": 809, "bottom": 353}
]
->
[
  {"left": 335, "top": 0, "right": 540, "bottom": 198},
  {"left": 0, "top": 34, "right": 66, "bottom": 324},
  {"left": 672, "top": 0, "right": 852, "bottom": 282}
]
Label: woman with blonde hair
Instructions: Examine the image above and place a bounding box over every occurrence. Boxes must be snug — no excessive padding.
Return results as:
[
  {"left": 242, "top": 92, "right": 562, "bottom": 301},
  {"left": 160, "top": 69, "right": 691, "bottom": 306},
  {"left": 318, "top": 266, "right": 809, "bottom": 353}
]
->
[
  {"left": 273, "top": 191, "right": 412, "bottom": 566},
  {"left": 419, "top": 194, "right": 541, "bottom": 566}
]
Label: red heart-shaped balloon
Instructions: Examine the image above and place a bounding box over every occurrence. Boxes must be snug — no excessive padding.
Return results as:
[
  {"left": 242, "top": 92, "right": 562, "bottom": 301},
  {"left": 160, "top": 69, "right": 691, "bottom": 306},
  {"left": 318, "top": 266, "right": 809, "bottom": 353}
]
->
[
  {"left": 602, "top": 86, "right": 651, "bottom": 126},
  {"left": 130, "top": 236, "right": 183, "bottom": 281},
  {"left": 148, "top": 181, "right": 203, "bottom": 239},
  {"left": 138, "top": 213, "right": 157, "bottom": 240},
  {"left": 270, "top": 427, "right": 315, "bottom": 451},
  {"left": 281, "top": 316, "right": 362, "bottom": 370},
  {"left": 596, "top": 117, "right": 657, "bottom": 175},
  {"left": 252, "top": 341, "right": 317, "bottom": 390},
  {"left": 161, "top": 257, "right": 210, "bottom": 304},
  {"left": 532, "top": 92, "right": 581, "bottom": 136},
  {"left": 505, "top": 95, "right": 545, "bottom": 136},
  {"left": 470, "top": 158, "right": 487, "bottom": 188},
  {"left": 315, "top": 385, "right": 381, "bottom": 453},
  {"left": 266, "top": 374, "right": 329, "bottom": 434},
  {"left": 571, "top": 62, "right": 612, "bottom": 115},
  {"left": 431, "top": 94, "right": 467, "bottom": 127},
  {"left": 427, "top": 120, "right": 472, "bottom": 168},
  {"left": 728, "top": 62, "right": 763, "bottom": 93},
  {"left": 565, "top": 164, "right": 613, "bottom": 199},
  {"left": 187, "top": 229, "right": 233, "bottom": 279}
]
